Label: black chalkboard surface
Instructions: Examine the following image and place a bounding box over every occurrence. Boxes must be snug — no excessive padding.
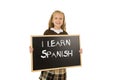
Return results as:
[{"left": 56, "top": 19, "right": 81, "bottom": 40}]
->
[{"left": 31, "top": 35, "right": 81, "bottom": 71}]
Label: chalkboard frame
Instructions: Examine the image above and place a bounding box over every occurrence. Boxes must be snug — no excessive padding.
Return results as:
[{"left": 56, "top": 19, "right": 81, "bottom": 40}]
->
[{"left": 31, "top": 35, "right": 81, "bottom": 72}]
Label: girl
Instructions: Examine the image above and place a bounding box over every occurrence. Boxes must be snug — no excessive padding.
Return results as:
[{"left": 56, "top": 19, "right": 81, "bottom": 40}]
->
[{"left": 29, "top": 10, "right": 82, "bottom": 80}]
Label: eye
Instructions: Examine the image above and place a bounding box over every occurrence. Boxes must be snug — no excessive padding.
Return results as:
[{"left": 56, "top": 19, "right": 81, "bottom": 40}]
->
[
  {"left": 59, "top": 18, "right": 63, "bottom": 20},
  {"left": 54, "top": 17, "right": 57, "bottom": 20}
]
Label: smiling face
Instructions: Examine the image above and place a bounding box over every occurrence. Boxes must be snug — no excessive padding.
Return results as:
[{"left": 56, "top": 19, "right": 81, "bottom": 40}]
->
[
  {"left": 52, "top": 12, "right": 64, "bottom": 30},
  {"left": 48, "top": 10, "right": 66, "bottom": 31}
]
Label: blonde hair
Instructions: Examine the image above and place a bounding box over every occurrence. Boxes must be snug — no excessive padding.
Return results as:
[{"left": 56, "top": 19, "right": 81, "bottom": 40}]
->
[{"left": 48, "top": 10, "right": 66, "bottom": 31}]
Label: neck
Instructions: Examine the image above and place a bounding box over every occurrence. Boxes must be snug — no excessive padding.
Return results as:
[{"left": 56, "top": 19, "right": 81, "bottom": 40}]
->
[{"left": 54, "top": 27, "right": 61, "bottom": 30}]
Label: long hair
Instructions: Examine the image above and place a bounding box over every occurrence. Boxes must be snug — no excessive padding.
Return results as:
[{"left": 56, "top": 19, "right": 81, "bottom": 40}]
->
[{"left": 48, "top": 10, "right": 66, "bottom": 31}]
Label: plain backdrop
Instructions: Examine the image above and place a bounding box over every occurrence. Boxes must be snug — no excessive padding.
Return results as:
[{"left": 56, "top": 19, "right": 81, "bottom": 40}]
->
[{"left": 0, "top": 0, "right": 120, "bottom": 80}]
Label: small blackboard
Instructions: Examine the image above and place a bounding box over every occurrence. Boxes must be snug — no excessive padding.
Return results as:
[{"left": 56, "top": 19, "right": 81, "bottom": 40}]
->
[{"left": 31, "top": 35, "right": 81, "bottom": 71}]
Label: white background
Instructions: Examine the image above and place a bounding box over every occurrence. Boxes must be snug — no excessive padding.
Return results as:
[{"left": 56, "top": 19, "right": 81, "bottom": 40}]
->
[{"left": 0, "top": 0, "right": 120, "bottom": 80}]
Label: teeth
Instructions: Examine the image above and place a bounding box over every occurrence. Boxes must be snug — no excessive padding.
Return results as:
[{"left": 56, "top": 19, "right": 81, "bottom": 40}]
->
[{"left": 56, "top": 22, "right": 59, "bottom": 24}]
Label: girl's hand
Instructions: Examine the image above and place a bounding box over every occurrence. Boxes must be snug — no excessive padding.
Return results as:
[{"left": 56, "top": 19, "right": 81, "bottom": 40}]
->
[
  {"left": 29, "top": 46, "right": 33, "bottom": 53},
  {"left": 79, "top": 48, "right": 83, "bottom": 54}
]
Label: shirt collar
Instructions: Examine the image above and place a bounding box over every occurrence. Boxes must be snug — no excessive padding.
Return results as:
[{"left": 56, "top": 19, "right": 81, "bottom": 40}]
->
[{"left": 50, "top": 28, "right": 63, "bottom": 34}]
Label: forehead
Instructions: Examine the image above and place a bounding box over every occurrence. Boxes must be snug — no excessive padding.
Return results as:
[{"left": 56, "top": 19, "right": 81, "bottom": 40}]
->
[{"left": 53, "top": 12, "right": 64, "bottom": 17}]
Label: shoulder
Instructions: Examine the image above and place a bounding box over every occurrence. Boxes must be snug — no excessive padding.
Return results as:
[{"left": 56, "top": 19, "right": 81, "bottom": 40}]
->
[
  {"left": 43, "top": 29, "right": 50, "bottom": 35},
  {"left": 61, "top": 30, "right": 68, "bottom": 35},
  {"left": 43, "top": 28, "right": 55, "bottom": 35}
]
